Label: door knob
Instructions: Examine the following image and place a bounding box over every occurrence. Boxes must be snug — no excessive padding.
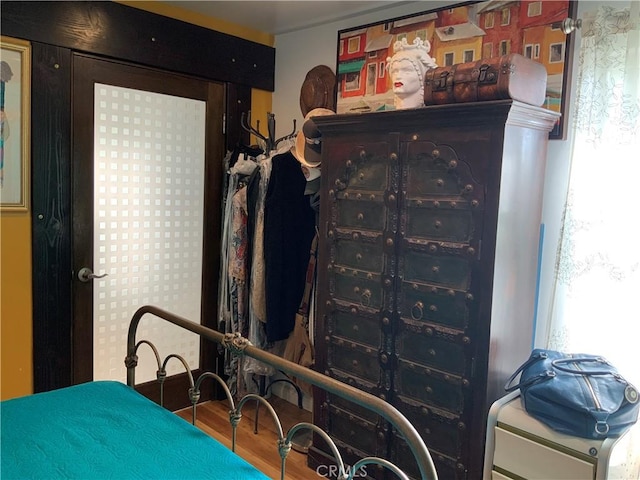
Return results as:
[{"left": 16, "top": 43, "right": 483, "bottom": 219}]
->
[{"left": 77, "top": 267, "right": 108, "bottom": 282}]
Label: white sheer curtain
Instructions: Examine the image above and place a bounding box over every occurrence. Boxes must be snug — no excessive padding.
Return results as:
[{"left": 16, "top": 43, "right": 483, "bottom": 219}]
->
[{"left": 546, "top": 5, "right": 640, "bottom": 476}]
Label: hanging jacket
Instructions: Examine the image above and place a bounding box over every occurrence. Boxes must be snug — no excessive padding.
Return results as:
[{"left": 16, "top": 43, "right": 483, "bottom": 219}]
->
[{"left": 263, "top": 150, "right": 316, "bottom": 342}]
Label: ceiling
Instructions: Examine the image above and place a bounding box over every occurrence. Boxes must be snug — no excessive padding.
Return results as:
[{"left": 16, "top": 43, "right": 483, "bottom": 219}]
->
[{"left": 160, "top": 1, "right": 415, "bottom": 36}]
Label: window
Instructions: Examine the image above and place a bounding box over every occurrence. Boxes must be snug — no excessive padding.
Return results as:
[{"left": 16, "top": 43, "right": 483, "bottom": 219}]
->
[
  {"left": 528, "top": 1, "right": 542, "bottom": 17},
  {"left": 348, "top": 37, "right": 360, "bottom": 54},
  {"left": 483, "top": 42, "right": 493, "bottom": 58},
  {"left": 545, "top": 14, "right": 640, "bottom": 472},
  {"left": 524, "top": 44, "right": 533, "bottom": 59},
  {"left": 340, "top": 40, "right": 344, "bottom": 57},
  {"left": 444, "top": 52, "right": 454, "bottom": 66},
  {"left": 463, "top": 50, "right": 474, "bottom": 63},
  {"left": 485, "top": 12, "right": 494, "bottom": 29},
  {"left": 345, "top": 72, "right": 360, "bottom": 92},
  {"left": 379, "top": 62, "right": 385, "bottom": 78},
  {"left": 500, "top": 40, "right": 510, "bottom": 56},
  {"left": 416, "top": 29, "right": 427, "bottom": 42},
  {"left": 368, "top": 51, "right": 377, "bottom": 58},
  {"left": 366, "top": 64, "right": 376, "bottom": 94},
  {"left": 396, "top": 33, "right": 407, "bottom": 43},
  {"left": 383, "top": 22, "right": 391, "bottom": 32},
  {"left": 525, "top": 43, "right": 541, "bottom": 60},
  {"left": 549, "top": 42, "right": 565, "bottom": 63},
  {"left": 501, "top": 7, "right": 511, "bottom": 26}
]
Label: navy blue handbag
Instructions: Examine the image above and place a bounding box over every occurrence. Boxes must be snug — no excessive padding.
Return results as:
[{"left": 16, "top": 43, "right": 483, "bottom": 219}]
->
[{"left": 505, "top": 349, "right": 639, "bottom": 439}]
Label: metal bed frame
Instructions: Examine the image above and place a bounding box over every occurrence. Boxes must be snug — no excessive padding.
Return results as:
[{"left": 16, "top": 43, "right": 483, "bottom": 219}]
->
[{"left": 126, "top": 305, "right": 438, "bottom": 480}]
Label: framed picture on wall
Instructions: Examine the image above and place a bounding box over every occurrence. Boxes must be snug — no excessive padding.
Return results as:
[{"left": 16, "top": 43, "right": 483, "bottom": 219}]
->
[
  {"left": 1, "top": 35, "right": 31, "bottom": 213},
  {"left": 335, "top": 0, "right": 577, "bottom": 139}
]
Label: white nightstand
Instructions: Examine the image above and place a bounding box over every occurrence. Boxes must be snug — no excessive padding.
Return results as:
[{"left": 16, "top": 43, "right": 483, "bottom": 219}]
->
[{"left": 483, "top": 391, "right": 640, "bottom": 479}]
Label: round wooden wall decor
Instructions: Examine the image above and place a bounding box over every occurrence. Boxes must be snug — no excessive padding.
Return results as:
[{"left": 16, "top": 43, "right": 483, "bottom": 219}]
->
[{"left": 299, "top": 65, "right": 336, "bottom": 117}]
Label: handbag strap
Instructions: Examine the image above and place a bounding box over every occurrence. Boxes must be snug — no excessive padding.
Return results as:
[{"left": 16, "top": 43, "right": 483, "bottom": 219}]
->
[
  {"left": 551, "top": 357, "right": 618, "bottom": 376},
  {"left": 297, "top": 232, "right": 319, "bottom": 316},
  {"left": 505, "top": 350, "right": 554, "bottom": 392}
]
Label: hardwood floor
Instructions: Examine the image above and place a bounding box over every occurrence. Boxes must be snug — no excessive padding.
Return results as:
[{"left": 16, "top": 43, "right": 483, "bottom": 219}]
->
[{"left": 175, "top": 396, "right": 316, "bottom": 479}]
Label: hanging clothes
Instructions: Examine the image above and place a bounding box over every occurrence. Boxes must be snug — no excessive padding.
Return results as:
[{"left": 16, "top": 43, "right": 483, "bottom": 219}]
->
[
  {"left": 217, "top": 147, "right": 259, "bottom": 396},
  {"left": 218, "top": 133, "right": 316, "bottom": 394},
  {"left": 219, "top": 148, "right": 259, "bottom": 333},
  {"left": 243, "top": 153, "right": 274, "bottom": 378},
  {"left": 264, "top": 149, "right": 316, "bottom": 342}
]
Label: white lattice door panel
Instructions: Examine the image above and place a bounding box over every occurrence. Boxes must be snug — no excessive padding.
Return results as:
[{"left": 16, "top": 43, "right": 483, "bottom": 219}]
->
[{"left": 93, "top": 84, "right": 205, "bottom": 383}]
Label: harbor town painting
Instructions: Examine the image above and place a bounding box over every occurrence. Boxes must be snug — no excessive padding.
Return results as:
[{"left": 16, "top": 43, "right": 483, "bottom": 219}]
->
[{"left": 335, "top": 0, "right": 575, "bottom": 138}]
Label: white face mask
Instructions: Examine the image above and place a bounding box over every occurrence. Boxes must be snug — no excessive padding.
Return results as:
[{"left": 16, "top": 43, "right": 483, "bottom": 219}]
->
[{"left": 389, "top": 58, "right": 422, "bottom": 97}]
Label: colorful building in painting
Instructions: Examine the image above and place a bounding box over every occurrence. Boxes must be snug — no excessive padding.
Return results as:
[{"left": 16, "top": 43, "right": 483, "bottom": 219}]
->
[
  {"left": 337, "top": 13, "right": 438, "bottom": 111},
  {"left": 362, "top": 23, "right": 393, "bottom": 99},
  {"left": 386, "top": 12, "right": 438, "bottom": 72},
  {"left": 519, "top": 1, "right": 570, "bottom": 113},
  {"left": 336, "top": 0, "right": 570, "bottom": 116},
  {"left": 433, "top": 5, "right": 485, "bottom": 66},
  {"left": 519, "top": 1, "right": 569, "bottom": 74},
  {"left": 476, "top": 1, "right": 522, "bottom": 58},
  {"left": 337, "top": 28, "right": 368, "bottom": 102}
]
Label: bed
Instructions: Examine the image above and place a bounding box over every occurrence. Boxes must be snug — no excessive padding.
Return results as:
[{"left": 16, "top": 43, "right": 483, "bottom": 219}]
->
[{"left": 1, "top": 305, "right": 438, "bottom": 480}]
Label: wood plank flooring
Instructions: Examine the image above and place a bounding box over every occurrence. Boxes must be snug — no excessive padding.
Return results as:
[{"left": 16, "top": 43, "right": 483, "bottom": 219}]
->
[{"left": 175, "top": 396, "right": 316, "bottom": 479}]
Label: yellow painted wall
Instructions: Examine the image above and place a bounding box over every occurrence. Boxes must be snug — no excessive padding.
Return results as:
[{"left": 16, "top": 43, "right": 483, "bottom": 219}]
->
[
  {"left": 118, "top": 1, "right": 273, "bottom": 47},
  {"left": 0, "top": 2, "right": 273, "bottom": 400},
  {"left": 1, "top": 214, "right": 33, "bottom": 399}
]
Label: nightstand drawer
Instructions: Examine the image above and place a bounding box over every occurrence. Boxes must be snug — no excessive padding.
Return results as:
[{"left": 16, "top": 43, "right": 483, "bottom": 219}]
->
[
  {"left": 491, "top": 470, "right": 511, "bottom": 480},
  {"left": 493, "top": 427, "right": 595, "bottom": 479}
]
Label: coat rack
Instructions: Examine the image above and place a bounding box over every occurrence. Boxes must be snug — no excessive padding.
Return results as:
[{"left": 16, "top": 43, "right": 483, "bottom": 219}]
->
[{"left": 241, "top": 111, "right": 296, "bottom": 153}]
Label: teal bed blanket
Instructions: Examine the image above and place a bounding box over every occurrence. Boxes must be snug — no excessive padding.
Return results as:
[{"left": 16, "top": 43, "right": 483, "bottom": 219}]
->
[{"left": 1, "top": 381, "right": 270, "bottom": 480}]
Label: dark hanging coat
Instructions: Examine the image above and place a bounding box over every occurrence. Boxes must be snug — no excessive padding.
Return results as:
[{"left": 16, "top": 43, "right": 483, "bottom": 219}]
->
[{"left": 263, "top": 150, "right": 316, "bottom": 342}]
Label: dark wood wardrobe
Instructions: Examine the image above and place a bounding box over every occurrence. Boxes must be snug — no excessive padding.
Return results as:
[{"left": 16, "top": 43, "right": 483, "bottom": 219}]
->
[{"left": 308, "top": 101, "right": 558, "bottom": 479}]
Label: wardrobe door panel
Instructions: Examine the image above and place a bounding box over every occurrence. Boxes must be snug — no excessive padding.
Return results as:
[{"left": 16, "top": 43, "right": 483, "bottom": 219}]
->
[
  {"left": 328, "top": 393, "right": 381, "bottom": 425},
  {"left": 329, "top": 368, "right": 391, "bottom": 404},
  {"left": 402, "top": 249, "right": 472, "bottom": 290},
  {"left": 328, "top": 405, "right": 386, "bottom": 456},
  {"left": 330, "top": 269, "right": 386, "bottom": 310},
  {"left": 406, "top": 206, "right": 475, "bottom": 242},
  {"left": 341, "top": 143, "right": 393, "bottom": 192},
  {"left": 395, "top": 360, "right": 466, "bottom": 414},
  {"left": 328, "top": 337, "right": 381, "bottom": 384},
  {"left": 330, "top": 305, "right": 382, "bottom": 349},
  {"left": 396, "top": 396, "right": 465, "bottom": 459},
  {"left": 404, "top": 141, "right": 480, "bottom": 193},
  {"left": 335, "top": 197, "right": 386, "bottom": 231},
  {"left": 399, "top": 282, "right": 470, "bottom": 330},
  {"left": 396, "top": 319, "right": 467, "bottom": 375},
  {"left": 332, "top": 234, "right": 385, "bottom": 272},
  {"left": 391, "top": 437, "right": 463, "bottom": 480}
]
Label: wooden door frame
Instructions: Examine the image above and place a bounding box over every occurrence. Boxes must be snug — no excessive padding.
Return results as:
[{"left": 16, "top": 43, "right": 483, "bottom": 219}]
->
[
  {"left": 71, "top": 54, "right": 224, "bottom": 409},
  {"left": 29, "top": 40, "right": 251, "bottom": 399},
  {"left": 0, "top": 1, "right": 271, "bottom": 395}
]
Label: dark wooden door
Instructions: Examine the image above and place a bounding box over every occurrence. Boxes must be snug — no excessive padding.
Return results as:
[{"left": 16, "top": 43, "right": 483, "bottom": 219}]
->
[{"left": 72, "top": 54, "right": 225, "bottom": 409}]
